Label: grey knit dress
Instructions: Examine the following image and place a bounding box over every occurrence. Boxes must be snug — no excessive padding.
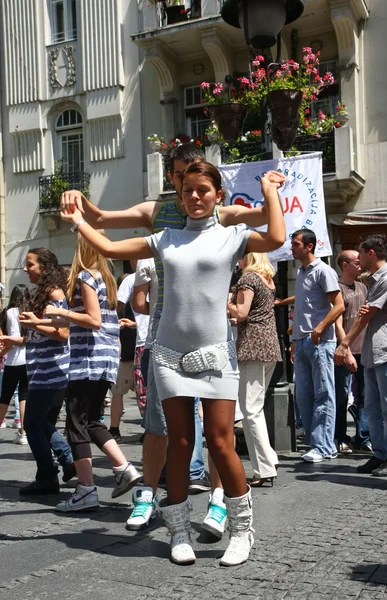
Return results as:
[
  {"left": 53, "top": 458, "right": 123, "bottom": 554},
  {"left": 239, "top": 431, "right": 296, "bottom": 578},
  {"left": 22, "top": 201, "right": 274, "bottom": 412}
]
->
[{"left": 146, "top": 215, "right": 251, "bottom": 401}]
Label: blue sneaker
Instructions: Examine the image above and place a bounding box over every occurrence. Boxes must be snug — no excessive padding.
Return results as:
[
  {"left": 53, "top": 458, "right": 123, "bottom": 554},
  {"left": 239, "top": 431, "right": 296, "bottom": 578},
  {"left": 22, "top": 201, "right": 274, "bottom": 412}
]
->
[
  {"left": 126, "top": 486, "right": 159, "bottom": 530},
  {"left": 202, "top": 487, "right": 227, "bottom": 539}
]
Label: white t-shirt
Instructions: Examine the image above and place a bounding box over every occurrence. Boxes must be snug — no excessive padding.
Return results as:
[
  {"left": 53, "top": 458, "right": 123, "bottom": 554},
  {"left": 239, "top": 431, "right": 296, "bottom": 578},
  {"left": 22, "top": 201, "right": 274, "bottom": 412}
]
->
[
  {"left": 5, "top": 307, "right": 26, "bottom": 366},
  {"left": 134, "top": 258, "right": 158, "bottom": 349},
  {"left": 117, "top": 274, "right": 149, "bottom": 348}
]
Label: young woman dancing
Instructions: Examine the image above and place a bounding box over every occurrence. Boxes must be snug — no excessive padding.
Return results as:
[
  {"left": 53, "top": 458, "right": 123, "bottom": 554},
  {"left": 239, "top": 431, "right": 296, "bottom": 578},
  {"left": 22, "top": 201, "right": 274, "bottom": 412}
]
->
[
  {"left": 1, "top": 249, "right": 75, "bottom": 494},
  {"left": 0, "top": 285, "right": 30, "bottom": 444},
  {"left": 41, "top": 235, "right": 141, "bottom": 511},
  {"left": 59, "top": 163, "right": 286, "bottom": 565}
]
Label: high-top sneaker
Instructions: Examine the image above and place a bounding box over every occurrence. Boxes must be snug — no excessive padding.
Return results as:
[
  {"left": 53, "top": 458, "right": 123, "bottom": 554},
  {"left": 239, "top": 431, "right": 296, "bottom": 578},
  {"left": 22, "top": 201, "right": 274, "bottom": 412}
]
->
[
  {"left": 159, "top": 499, "right": 196, "bottom": 565},
  {"left": 56, "top": 484, "right": 99, "bottom": 512},
  {"left": 126, "top": 486, "right": 159, "bottom": 530},
  {"left": 202, "top": 487, "right": 227, "bottom": 539},
  {"left": 220, "top": 485, "right": 254, "bottom": 567},
  {"left": 112, "top": 462, "right": 141, "bottom": 498}
]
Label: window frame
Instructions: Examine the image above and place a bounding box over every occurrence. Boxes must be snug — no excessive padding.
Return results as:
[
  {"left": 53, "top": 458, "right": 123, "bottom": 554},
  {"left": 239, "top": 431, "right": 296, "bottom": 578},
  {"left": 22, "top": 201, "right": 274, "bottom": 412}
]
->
[
  {"left": 50, "top": 0, "right": 77, "bottom": 44},
  {"left": 55, "top": 109, "right": 84, "bottom": 174}
]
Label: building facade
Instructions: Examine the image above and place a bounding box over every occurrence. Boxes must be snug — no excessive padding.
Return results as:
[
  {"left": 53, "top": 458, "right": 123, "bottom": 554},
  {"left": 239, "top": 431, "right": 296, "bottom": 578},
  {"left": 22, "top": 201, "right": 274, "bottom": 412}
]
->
[
  {"left": 0, "top": 0, "right": 144, "bottom": 294},
  {"left": 0, "top": 0, "right": 385, "bottom": 295}
]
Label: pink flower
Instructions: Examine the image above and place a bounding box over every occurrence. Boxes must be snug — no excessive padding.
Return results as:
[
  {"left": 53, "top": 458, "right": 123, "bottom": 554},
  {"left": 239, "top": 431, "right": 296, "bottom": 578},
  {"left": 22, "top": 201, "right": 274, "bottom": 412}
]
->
[
  {"left": 318, "top": 111, "right": 326, "bottom": 121},
  {"left": 237, "top": 76, "right": 251, "bottom": 86},
  {"left": 200, "top": 82, "right": 210, "bottom": 89},
  {"left": 323, "top": 72, "right": 335, "bottom": 84},
  {"left": 213, "top": 84, "right": 224, "bottom": 95},
  {"left": 292, "top": 62, "right": 299, "bottom": 70},
  {"left": 302, "top": 46, "right": 312, "bottom": 53}
]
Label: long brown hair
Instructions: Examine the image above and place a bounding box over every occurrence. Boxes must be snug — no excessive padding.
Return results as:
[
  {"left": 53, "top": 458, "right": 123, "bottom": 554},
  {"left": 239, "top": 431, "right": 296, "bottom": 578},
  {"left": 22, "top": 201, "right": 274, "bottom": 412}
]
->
[
  {"left": 67, "top": 233, "right": 117, "bottom": 309},
  {"left": 29, "top": 248, "right": 68, "bottom": 314}
]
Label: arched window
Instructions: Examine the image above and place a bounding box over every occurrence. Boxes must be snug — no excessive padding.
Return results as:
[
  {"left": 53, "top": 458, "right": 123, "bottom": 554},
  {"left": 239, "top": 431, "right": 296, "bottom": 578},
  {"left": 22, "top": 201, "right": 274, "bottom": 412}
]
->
[{"left": 56, "top": 109, "right": 83, "bottom": 174}]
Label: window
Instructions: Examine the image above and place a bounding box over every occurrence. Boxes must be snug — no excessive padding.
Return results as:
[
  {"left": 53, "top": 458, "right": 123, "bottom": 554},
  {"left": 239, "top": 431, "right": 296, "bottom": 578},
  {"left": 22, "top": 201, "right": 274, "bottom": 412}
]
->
[
  {"left": 56, "top": 109, "right": 84, "bottom": 173},
  {"left": 311, "top": 60, "right": 339, "bottom": 119},
  {"left": 50, "top": 0, "right": 77, "bottom": 43},
  {"left": 184, "top": 86, "right": 211, "bottom": 139}
]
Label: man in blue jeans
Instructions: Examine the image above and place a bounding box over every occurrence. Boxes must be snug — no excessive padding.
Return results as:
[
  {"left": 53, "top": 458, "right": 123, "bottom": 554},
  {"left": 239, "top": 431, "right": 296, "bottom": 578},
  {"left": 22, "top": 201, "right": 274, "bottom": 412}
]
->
[
  {"left": 335, "top": 234, "right": 387, "bottom": 475},
  {"left": 291, "top": 229, "right": 344, "bottom": 463}
]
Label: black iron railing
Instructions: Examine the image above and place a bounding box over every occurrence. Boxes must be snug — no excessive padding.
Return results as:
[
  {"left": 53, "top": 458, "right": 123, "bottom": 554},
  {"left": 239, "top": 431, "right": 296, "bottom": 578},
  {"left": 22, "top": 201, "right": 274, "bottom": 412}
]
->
[
  {"left": 39, "top": 172, "right": 91, "bottom": 210},
  {"left": 292, "top": 131, "right": 336, "bottom": 174},
  {"left": 221, "top": 140, "right": 266, "bottom": 164}
]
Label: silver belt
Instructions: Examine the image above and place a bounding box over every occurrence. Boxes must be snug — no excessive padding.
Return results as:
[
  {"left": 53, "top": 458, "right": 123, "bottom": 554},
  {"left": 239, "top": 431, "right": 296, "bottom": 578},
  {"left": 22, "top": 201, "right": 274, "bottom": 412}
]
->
[{"left": 151, "top": 340, "right": 236, "bottom": 374}]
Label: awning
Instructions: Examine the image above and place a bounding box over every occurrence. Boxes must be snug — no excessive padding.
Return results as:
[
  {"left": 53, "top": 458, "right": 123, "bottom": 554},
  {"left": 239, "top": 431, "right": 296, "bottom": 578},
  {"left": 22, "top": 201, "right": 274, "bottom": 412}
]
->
[{"left": 343, "top": 208, "right": 387, "bottom": 225}]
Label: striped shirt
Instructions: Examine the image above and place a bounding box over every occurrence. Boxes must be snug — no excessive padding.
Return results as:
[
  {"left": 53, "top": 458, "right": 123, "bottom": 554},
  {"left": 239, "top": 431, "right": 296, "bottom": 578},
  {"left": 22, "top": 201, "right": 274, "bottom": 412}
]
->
[
  {"left": 152, "top": 200, "right": 221, "bottom": 312},
  {"left": 69, "top": 270, "right": 120, "bottom": 383},
  {"left": 25, "top": 298, "right": 70, "bottom": 390}
]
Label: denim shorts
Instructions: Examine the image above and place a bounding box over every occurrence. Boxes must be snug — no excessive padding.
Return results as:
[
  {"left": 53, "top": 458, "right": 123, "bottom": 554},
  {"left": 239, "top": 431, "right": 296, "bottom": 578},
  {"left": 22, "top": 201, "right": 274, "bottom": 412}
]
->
[{"left": 142, "top": 313, "right": 167, "bottom": 436}]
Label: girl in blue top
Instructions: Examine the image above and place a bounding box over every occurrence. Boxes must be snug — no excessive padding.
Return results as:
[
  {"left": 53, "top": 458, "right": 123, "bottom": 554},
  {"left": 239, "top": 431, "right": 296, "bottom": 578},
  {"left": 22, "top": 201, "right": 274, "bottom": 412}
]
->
[
  {"left": 42, "top": 235, "right": 140, "bottom": 512},
  {"left": 1, "top": 248, "right": 75, "bottom": 494}
]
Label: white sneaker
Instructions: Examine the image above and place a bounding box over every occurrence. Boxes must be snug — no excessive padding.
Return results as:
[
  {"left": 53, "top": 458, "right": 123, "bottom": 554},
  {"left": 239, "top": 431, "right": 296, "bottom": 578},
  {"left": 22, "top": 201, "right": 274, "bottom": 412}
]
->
[
  {"left": 56, "top": 484, "right": 99, "bottom": 512},
  {"left": 202, "top": 487, "right": 227, "bottom": 539},
  {"left": 302, "top": 448, "right": 324, "bottom": 463},
  {"left": 126, "top": 486, "right": 158, "bottom": 530},
  {"left": 112, "top": 463, "right": 141, "bottom": 498},
  {"left": 13, "top": 431, "right": 28, "bottom": 445},
  {"left": 0, "top": 419, "right": 6, "bottom": 429},
  {"left": 12, "top": 419, "right": 21, "bottom": 429}
]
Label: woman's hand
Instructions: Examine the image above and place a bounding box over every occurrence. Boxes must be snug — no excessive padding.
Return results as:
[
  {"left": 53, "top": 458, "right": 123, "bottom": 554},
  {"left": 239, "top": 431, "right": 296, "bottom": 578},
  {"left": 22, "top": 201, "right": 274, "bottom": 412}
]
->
[
  {"left": 260, "top": 170, "right": 286, "bottom": 193},
  {"left": 60, "top": 190, "right": 86, "bottom": 215},
  {"left": 44, "top": 305, "right": 64, "bottom": 318},
  {"left": 119, "top": 318, "right": 136, "bottom": 329},
  {"left": 60, "top": 207, "right": 83, "bottom": 224},
  {"left": 0, "top": 336, "right": 15, "bottom": 355},
  {"left": 19, "top": 311, "right": 40, "bottom": 326}
]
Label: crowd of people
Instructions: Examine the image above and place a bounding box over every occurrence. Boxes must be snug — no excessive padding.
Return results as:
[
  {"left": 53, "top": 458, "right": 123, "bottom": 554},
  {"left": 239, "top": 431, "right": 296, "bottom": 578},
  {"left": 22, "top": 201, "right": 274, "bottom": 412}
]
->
[{"left": 1, "top": 143, "right": 387, "bottom": 569}]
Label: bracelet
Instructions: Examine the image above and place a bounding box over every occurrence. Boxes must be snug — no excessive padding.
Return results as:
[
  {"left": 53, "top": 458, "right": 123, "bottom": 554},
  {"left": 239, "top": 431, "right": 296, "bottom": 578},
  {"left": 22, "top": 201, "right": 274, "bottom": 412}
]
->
[
  {"left": 65, "top": 309, "right": 71, "bottom": 321},
  {"left": 71, "top": 219, "right": 85, "bottom": 233}
]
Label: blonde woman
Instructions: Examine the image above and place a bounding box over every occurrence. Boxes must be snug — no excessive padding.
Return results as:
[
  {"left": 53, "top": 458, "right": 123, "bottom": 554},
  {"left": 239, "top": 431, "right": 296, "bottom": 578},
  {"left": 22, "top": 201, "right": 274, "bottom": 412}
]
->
[
  {"left": 42, "top": 235, "right": 141, "bottom": 511},
  {"left": 228, "top": 253, "right": 281, "bottom": 487}
]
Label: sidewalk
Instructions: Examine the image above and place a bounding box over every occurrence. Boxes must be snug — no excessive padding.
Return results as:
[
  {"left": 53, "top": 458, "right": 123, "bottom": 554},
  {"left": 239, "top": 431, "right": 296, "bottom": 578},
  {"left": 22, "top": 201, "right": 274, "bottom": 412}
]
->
[{"left": 1, "top": 393, "right": 387, "bottom": 600}]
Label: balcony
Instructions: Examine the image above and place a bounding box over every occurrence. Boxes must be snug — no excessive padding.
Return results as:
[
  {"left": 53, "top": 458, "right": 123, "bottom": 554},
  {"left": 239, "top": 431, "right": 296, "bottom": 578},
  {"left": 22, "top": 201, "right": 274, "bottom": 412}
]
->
[
  {"left": 146, "top": 126, "right": 365, "bottom": 207},
  {"left": 292, "top": 131, "right": 336, "bottom": 175},
  {"left": 39, "top": 171, "right": 90, "bottom": 232}
]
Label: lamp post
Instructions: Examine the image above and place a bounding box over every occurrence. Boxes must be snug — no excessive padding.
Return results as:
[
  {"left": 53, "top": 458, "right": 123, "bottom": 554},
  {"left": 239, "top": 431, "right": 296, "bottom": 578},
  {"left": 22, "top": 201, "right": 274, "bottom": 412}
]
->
[
  {"left": 221, "top": 0, "right": 304, "bottom": 451},
  {"left": 221, "top": 0, "right": 304, "bottom": 50}
]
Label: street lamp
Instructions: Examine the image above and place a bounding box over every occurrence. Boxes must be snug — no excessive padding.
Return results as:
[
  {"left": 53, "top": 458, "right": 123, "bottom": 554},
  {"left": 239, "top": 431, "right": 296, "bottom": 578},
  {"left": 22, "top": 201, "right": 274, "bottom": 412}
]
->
[{"left": 221, "top": 0, "right": 304, "bottom": 49}]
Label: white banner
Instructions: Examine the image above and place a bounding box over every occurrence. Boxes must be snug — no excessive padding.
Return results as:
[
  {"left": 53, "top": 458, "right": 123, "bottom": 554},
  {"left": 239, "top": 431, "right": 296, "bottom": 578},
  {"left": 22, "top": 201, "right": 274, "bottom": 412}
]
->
[{"left": 219, "top": 152, "right": 332, "bottom": 262}]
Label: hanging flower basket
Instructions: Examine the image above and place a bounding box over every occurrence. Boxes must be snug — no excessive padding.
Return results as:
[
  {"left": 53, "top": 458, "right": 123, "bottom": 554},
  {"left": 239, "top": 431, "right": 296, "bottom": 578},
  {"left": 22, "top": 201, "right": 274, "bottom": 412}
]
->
[
  {"left": 267, "top": 89, "right": 303, "bottom": 151},
  {"left": 211, "top": 103, "right": 247, "bottom": 144}
]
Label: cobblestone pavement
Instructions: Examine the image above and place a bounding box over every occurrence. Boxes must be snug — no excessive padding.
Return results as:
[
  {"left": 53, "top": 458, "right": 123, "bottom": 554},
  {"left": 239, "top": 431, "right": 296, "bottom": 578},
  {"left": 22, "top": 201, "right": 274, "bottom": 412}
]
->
[{"left": 1, "top": 394, "right": 387, "bottom": 600}]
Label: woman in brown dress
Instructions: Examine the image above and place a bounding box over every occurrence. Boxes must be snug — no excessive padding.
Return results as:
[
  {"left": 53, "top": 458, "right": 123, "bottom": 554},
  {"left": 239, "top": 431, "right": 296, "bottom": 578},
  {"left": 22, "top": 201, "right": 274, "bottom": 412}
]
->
[{"left": 228, "top": 252, "right": 281, "bottom": 487}]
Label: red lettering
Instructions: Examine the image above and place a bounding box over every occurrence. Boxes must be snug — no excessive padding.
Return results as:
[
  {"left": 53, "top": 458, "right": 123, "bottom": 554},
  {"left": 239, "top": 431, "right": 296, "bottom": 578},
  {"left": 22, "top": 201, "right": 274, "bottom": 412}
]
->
[
  {"left": 284, "top": 196, "right": 304, "bottom": 213},
  {"left": 234, "top": 197, "right": 252, "bottom": 209}
]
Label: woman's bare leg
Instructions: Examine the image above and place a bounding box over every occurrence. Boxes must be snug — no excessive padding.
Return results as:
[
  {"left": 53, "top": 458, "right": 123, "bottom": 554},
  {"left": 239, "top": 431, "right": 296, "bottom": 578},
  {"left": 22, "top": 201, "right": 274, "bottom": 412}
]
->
[
  {"left": 75, "top": 458, "right": 94, "bottom": 486},
  {"left": 162, "top": 396, "right": 195, "bottom": 505},
  {"left": 101, "top": 438, "right": 128, "bottom": 467},
  {"left": 19, "top": 399, "right": 26, "bottom": 435},
  {"left": 203, "top": 399, "right": 247, "bottom": 498},
  {"left": 110, "top": 393, "right": 124, "bottom": 428}
]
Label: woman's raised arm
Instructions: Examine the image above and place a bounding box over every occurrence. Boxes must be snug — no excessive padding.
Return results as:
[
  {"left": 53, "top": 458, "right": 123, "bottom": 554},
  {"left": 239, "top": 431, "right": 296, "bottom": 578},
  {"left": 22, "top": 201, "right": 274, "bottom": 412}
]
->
[{"left": 61, "top": 208, "right": 154, "bottom": 260}]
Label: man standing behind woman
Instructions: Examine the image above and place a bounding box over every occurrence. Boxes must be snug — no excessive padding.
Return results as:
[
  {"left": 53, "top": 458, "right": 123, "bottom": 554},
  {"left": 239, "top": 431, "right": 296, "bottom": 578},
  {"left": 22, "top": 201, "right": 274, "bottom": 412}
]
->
[{"left": 228, "top": 253, "right": 280, "bottom": 487}]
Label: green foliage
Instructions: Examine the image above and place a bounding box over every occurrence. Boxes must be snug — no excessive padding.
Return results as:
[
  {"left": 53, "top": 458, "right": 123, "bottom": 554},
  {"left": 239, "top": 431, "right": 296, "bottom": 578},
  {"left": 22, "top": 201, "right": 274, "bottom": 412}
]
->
[{"left": 40, "top": 161, "right": 89, "bottom": 210}]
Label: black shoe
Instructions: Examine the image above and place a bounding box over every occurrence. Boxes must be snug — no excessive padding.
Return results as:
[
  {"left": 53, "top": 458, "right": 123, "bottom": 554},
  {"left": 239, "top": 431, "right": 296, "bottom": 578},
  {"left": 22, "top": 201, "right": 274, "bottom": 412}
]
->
[
  {"left": 188, "top": 475, "right": 211, "bottom": 493},
  {"left": 19, "top": 480, "right": 60, "bottom": 496},
  {"left": 109, "top": 427, "right": 122, "bottom": 443},
  {"left": 62, "top": 462, "right": 77, "bottom": 483},
  {"left": 356, "top": 456, "right": 384, "bottom": 474},
  {"left": 372, "top": 461, "right": 387, "bottom": 477}
]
